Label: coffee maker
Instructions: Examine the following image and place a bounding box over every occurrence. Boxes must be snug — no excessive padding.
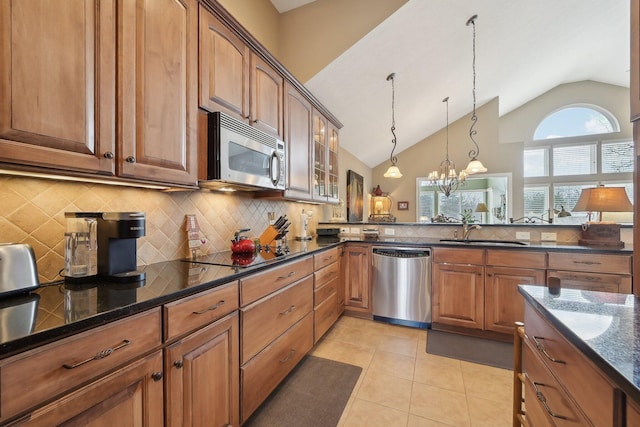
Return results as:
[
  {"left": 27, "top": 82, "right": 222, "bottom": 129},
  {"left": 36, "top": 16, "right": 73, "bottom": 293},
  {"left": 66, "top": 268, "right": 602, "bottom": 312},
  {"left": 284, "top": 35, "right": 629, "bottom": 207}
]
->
[{"left": 96, "top": 212, "right": 146, "bottom": 282}]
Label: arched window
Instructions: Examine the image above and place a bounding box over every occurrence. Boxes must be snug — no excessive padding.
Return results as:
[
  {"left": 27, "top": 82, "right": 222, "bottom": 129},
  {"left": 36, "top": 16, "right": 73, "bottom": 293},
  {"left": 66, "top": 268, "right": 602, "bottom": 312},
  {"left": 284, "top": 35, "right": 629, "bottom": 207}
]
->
[
  {"left": 533, "top": 105, "right": 619, "bottom": 140},
  {"left": 524, "top": 104, "right": 632, "bottom": 224}
]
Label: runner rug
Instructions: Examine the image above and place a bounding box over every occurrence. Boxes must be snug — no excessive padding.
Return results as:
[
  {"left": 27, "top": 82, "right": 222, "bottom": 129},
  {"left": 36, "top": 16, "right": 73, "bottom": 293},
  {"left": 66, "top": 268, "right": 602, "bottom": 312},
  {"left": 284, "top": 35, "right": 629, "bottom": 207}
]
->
[
  {"left": 426, "top": 329, "right": 513, "bottom": 370},
  {"left": 244, "top": 355, "right": 362, "bottom": 427}
]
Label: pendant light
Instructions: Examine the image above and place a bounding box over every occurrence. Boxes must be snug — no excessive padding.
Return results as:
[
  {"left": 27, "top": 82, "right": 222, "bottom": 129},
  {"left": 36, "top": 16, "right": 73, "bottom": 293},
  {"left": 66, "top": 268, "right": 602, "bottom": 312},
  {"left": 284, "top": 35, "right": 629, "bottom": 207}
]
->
[
  {"left": 427, "top": 97, "right": 467, "bottom": 197},
  {"left": 465, "top": 14, "right": 487, "bottom": 175},
  {"left": 383, "top": 73, "right": 403, "bottom": 178}
]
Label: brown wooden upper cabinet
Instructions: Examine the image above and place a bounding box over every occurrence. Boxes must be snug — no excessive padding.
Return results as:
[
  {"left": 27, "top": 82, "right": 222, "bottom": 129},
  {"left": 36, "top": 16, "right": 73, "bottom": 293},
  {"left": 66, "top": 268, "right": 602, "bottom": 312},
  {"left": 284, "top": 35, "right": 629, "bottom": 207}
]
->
[
  {"left": 312, "top": 110, "right": 339, "bottom": 203},
  {"left": 198, "top": 5, "right": 250, "bottom": 120},
  {"left": 198, "top": 6, "right": 283, "bottom": 139},
  {"left": 0, "top": 0, "right": 116, "bottom": 175},
  {"left": 0, "top": 0, "right": 198, "bottom": 187},
  {"left": 284, "top": 82, "right": 314, "bottom": 200}
]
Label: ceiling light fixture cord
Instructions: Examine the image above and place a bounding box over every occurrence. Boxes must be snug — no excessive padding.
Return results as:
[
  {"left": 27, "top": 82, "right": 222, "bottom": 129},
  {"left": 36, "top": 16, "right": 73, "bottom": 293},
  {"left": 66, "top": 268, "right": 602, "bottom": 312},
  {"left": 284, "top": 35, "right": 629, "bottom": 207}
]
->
[
  {"left": 466, "top": 14, "right": 480, "bottom": 162},
  {"left": 387, "top": 73, "right": 398, "bottom": 166}
]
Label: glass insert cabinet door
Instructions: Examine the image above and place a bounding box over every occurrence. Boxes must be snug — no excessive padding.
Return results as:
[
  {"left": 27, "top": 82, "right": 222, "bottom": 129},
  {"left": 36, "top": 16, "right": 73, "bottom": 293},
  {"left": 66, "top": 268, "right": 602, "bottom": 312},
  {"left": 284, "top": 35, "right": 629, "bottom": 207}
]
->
[
  {"left": 327, "top": 123, "right": 339, "bottom": 202},
  {"left": 313, "top": 113, "right": 327, "bottom": 199}
]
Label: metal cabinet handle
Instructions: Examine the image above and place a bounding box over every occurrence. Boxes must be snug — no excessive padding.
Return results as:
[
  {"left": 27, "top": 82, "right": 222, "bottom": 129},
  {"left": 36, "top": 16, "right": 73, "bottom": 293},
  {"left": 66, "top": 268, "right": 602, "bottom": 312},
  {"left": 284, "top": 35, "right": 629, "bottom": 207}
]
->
[
  {"left": 279, "top": 305, "right": 296, "bottom": 316},
  {"left": 279, "top": 349, "right": 295, "bottom": 364},
  {"left": 573, "top": 260, "right": 601, "bottom": 265},
  {"left": 126, "top": 156, "right": 136, "bottom": 163},
  {"left": 192, "top": 300, "right": 225, "bottom": 315},
  {"left": 151, "top": 372, "right": 163, "bottom": 382},
  {"left": 324, "top": 255, "right": 334, "bottom": 261},
  {"left": 532, "top": 336, "right": 565, "bottom": 364},
  {"left": 174, "top": 360, "right": 184, "bottom": 369},
  {"left": 278, "top": 271, "right": 296, "bottom": 279},
  {"left": 531, "top": 380, "right": 568, "bottom": 420},
  {"left": 63, "top": 339, "right": 131, "bottom": 369},
  {"left": 103, "top": 151, "right": 114, "bottom": 159}
]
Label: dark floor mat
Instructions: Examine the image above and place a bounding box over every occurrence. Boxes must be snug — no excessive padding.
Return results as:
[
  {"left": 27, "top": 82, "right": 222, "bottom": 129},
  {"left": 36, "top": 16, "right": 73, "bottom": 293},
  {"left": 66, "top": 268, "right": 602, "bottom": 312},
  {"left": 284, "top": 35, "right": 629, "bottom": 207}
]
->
[
  {"left": 243, "top": 355, "right": 362, "bottom": 427},
  {"left": 426, "top": 330, "right": 513, "bottom": 370}
]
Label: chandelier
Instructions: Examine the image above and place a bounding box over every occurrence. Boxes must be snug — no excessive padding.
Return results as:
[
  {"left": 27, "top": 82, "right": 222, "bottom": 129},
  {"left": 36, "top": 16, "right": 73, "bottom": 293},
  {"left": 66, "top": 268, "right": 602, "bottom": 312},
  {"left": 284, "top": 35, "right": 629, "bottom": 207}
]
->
[
  {"left": 464, "top": 14, "right": 487, "bottom": 175},
  {"left": 427, "top": 97, "right": 467, "bottom": 197},
  {"left": 383, "top": 73, "right": 403, "bottom": 178}
]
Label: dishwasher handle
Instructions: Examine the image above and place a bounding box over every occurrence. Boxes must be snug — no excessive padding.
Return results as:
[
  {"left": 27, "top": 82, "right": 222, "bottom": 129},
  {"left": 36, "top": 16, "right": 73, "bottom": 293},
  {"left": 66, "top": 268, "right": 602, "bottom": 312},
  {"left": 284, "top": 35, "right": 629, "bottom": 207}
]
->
[{"left": 372, "top": 247, "right": 431, "bottom": 258}]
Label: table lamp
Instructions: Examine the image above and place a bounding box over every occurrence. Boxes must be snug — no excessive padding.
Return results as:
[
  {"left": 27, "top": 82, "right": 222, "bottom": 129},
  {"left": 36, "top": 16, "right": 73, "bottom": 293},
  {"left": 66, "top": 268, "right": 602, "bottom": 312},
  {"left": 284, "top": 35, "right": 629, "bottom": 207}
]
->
[{"left": 572, "top": 185, "right": 633, "bottom": 247}]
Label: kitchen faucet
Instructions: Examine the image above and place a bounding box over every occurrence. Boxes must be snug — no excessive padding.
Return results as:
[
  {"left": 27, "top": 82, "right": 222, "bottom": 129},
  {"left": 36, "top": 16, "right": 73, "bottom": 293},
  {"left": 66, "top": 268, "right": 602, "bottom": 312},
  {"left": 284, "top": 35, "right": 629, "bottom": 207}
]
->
[{"left": 462, "top": 223, "right": 481, "bottom": 240}]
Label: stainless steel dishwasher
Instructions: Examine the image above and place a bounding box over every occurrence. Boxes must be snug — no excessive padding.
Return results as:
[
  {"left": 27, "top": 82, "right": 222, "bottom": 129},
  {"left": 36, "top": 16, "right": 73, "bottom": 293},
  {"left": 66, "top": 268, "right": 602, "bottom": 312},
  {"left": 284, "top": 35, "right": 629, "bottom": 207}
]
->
[{"left": 372, "top": 246, "right": 431, "bottom": 329}]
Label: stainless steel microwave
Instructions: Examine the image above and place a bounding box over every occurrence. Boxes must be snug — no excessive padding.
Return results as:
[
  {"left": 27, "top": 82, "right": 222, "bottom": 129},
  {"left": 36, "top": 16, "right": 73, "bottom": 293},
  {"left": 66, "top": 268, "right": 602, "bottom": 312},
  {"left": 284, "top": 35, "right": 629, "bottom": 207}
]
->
[{"left": 200, "top": 111, "right": 286, "bottom": 191}]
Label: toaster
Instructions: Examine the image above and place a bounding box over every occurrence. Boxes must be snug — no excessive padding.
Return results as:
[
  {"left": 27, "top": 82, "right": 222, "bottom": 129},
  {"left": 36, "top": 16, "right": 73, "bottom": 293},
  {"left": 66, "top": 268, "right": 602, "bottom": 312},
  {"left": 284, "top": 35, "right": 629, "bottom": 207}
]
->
[{"left": 0, "top": 243, "right": 40, "bottom": 297}]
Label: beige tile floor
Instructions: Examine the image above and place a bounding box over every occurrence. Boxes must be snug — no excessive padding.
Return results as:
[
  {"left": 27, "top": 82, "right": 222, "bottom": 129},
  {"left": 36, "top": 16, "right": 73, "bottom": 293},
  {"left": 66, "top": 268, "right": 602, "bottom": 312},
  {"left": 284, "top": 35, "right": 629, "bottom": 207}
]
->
[{"left": 309, "top": 315, "right": 513, "bottom": 427}]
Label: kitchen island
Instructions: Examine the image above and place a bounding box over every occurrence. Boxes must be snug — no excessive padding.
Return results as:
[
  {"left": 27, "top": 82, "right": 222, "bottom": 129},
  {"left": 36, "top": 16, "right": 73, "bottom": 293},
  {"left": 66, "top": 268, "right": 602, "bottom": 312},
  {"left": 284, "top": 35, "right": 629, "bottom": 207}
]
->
[{"left": 516, "top": 284, "right": 640, "bottom": 426}]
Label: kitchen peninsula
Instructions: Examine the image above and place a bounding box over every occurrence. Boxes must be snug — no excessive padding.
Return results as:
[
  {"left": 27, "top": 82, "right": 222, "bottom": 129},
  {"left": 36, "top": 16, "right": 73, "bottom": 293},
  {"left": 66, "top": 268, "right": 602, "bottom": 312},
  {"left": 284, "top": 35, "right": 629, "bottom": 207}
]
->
[{"left": 515, "top": 285, "right": 640, "bottom": 426}]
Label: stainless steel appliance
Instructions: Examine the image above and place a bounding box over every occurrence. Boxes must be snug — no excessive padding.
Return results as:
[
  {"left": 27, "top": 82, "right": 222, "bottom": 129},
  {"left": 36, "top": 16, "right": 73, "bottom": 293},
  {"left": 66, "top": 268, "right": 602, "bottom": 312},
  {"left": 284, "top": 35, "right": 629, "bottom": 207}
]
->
[
  {"left": 200, "top": 111, "right": 286, "bottom": 191},
  {"left": 0, "top": 243, "right": 40, "bottom": 297},
  {"left": 372, "top": 246, "right": 431, "bottom": 329}
]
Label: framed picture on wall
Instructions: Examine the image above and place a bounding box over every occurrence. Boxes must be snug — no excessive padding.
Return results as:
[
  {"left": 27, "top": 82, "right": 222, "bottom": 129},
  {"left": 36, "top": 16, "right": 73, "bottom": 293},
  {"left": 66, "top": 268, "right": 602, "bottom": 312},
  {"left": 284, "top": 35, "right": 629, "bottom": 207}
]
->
[
  {"left": 346, "top": 170, "right": 364, "bottom": 222},
  {"left": 398, "top": 201, "right": 409, "bottom": 210}
]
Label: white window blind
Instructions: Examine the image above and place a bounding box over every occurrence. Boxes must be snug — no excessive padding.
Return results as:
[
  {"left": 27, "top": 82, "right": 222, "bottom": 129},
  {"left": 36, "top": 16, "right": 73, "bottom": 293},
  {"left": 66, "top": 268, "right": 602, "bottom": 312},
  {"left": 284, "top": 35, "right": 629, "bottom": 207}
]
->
[
  {"left": 602, "top": 141, "right": 633, "bottom": 173},
  {"left": 553, "top": 144, "right": 597, "bottom": 176}
]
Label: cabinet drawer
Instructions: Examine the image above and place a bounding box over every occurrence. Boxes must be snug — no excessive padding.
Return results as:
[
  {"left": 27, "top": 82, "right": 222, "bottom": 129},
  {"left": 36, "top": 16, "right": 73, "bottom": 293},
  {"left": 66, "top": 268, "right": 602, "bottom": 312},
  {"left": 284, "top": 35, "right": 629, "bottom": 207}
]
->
[
  {"left": 241, "top": 313, "right": 313, "bottom": 422},
  {"left": 314, "top": 276, "right": 339, "bottom": 307},
  {"left": 433, "top": 247, "right": 484, "bottom": 265},
  {"left": 547, "top": 269, "right": 632, "bottom": 293},
  {"left": 547, "top": 252, "right": 631, "bottom": 274},
  {"left": 523, "top": 340, "right": 589, "bottom": 427},
  {"left": 163, "top": 281, "right": 239, "bottom": 341},
  {"left": 240, "top": 256, "right": 313, "bottom": 306},
  {"left": 0, "top": 308, "right": 161, "bottom": 422},
  {"left": 314, "top": 292, "right": 339, "bottom": 343},
  {"left": 486, "top": 249, "right": 546, "bottom": 269},
  {"left": 314, "top": 247, "right": 340, "bottom": 270},
  {"left": 241, "top": 275, "right": 313, "bottom": 364},
  {"left": 314, "top": 261, "right": 339, "bottom": 289},
  {"left": 524, "top": 305, "right": 615, "bottom": 427}
]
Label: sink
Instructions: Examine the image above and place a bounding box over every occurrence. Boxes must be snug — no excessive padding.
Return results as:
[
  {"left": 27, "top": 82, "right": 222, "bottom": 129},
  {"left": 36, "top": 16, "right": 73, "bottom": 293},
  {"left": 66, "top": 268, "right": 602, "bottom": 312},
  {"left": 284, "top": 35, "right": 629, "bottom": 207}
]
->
[{"left": 439, "top": 238, "right": 528, "bottom": 246}]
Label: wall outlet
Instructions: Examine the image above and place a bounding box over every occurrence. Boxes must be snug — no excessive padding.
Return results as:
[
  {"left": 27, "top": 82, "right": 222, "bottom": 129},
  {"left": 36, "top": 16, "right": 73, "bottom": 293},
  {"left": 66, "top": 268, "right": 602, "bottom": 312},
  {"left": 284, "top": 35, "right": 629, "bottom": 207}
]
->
[
  {"left": 541, "top": 232, "right": 557, "bottom": 241},
  {"left": 350, "top": 227, "right": 361, "bottom": 234},
  {"left": 516, "top": 231, "right": 531, "bottom": 240},
  {"left": 340, "top": 227, "right": 349, "bottom": 234},
  {"left": 384, "top": 228, "right": 395, "bottom": 235}
]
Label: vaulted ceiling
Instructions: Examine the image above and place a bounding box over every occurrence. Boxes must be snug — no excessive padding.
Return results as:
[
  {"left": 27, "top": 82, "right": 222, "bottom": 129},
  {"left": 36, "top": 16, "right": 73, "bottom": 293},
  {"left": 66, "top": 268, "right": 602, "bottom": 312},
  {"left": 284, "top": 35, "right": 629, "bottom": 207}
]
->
[{"left": 271, "top": 1, "right": 629, "bottom": 168}]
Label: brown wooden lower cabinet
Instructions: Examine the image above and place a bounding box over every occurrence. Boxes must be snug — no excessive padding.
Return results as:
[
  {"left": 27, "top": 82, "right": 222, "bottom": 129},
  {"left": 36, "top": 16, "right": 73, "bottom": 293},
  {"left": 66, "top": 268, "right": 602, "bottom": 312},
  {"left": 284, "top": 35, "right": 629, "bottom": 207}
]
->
[
  {"left": 515, "top": 303, "right": 621, "bottom": 427},
  {"left": 241, "top": 313, "right": 314, "bottom": 422},
  {"left": 164, "top": 312, "right": 239, "bottom": 427},
  {"left": 7, "top": 351, "right": 164, "bottom": 426},
  {"left": 342, "top": 243, "right": 371, "bottom": 313}
]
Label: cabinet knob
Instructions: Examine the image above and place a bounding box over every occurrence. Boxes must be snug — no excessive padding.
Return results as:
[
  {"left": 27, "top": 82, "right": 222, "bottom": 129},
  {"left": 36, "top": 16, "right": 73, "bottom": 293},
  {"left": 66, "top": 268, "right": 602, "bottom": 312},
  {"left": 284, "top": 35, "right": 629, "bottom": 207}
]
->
[
  {"left": 151, "top": 372, "right": 163, "bottom": 382},
  {"left": 126, "top": 156, "right": 136, "bottom": 163},
  {"left": 174, "top": 360, "right": 184, "bottom": 369},
  {"left": 103, "top": 151, "right": 114, "bottom": 159}
]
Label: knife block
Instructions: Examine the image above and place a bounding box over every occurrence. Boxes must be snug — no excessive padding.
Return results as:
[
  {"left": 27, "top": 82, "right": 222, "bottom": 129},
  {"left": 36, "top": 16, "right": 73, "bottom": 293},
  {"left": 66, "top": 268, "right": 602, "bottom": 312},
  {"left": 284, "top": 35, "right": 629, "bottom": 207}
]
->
[{"left": 258, "top": 225, "right": 279, "bottom": 247}]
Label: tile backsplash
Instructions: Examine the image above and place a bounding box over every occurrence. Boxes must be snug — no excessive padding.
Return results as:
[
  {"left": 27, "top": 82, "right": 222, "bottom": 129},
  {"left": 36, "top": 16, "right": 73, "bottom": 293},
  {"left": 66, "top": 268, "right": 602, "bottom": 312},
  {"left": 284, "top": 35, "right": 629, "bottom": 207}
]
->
[{"left": 0, "top": 176, "right": 319, "bottom": 283}]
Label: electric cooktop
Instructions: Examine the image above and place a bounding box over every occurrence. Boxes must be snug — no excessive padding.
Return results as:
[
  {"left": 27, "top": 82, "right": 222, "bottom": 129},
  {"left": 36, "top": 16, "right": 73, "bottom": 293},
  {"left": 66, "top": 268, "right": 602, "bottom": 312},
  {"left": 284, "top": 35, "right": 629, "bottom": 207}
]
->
[{"left": 183, "top": 245, "right": 294, "bottom": 269}]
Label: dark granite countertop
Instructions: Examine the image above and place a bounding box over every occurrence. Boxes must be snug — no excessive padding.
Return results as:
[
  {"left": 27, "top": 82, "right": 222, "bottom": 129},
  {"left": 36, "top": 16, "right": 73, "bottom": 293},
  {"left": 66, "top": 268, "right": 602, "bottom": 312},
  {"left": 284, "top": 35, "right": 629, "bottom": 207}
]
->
[
  {"left": 518, "top": 285, "right": 640, "bottom": 403},
  {"left": 0, "top": 240, "right": 341, "bottom": 359},
  {"left": 0, "top": 236, "right": 631, "bottom": 360}
]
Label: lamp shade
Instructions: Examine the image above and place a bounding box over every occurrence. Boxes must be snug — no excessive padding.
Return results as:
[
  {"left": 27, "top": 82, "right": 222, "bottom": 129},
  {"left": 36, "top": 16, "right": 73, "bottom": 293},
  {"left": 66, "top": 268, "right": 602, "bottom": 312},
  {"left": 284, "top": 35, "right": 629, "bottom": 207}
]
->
[
  {"left": 475, "top": 202, "right": 489, "bottom": 213},
  {"left": 465, "top": 159, "right": 487, "bottom": 174},
  {"left": 383, "top": 165, "right": 403, "bottom": 178},
  {"left": 572, "top": 187, "right": 633, "bottom": 213}
]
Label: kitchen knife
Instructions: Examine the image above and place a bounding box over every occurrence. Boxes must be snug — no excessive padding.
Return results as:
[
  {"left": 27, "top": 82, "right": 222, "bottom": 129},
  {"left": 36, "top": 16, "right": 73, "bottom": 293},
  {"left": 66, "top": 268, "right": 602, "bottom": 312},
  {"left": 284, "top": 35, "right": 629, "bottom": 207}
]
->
[{"left": 273, "top": 216, "right": 286, "bottom": 229}]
